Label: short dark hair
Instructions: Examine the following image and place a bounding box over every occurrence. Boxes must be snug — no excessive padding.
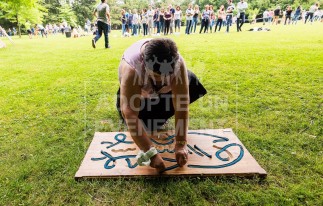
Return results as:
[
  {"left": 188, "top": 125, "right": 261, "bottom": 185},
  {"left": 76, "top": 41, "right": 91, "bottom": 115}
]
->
[
  {"left": 143, "top": 38, "right": 179, "bottom": 75},
  {"left": 101, "top": 0, "right": 105, "bottom": 2}
]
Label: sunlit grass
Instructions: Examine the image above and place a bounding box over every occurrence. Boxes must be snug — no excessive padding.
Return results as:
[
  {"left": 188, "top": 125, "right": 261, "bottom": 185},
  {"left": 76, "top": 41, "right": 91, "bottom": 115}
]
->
[{"left": 0, "top": 22, "right": 322, "bottom": 205}]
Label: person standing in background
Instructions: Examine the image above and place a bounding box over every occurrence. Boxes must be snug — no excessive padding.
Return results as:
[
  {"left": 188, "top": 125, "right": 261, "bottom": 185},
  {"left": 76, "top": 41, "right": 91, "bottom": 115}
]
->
[
  {"left": 153, "top": 8, "right": 160, "bottom": 35},
  {"left": 147, "top": 5, "right": 155, "bottom": 35},
  {"left": 236, "top": 0, "right": 248, "bottom": 32},
  {"left": 268, "top": 9, "right": 274, "bottom": 23},
  {"left": 215, "top": 5, "right": 225, "bottom": 32},
  {"left": 225, "top": 0, "right": 235, "bottom": 33},
  {"left": 174, "top": 6, "right": 182, "bottom": 34},
  {"left": 209, "top": 5, "right": 215, "bottom": 33},
  {"left": 305, "top": 3, "right": 319, "bottom": 24},
  {"left": 199, "top": 4, "right": 210, "bottom": 33},
  {"left": 169, "top": 4, "right": 175, "bottom": 34},
  {"left": 291, "top": 6, "right": 302, "bottom": 25},
  {"left": 25, "top": 21, "right": 32, "bottom": 39},
  {"left": 142, "top": 9, "right": 148, "bottom": 36},
  {"left": 191, "top": 5, "right": 200, "bottom": 33},
  {"left": 132, "top": 9, "right": 139, "bottom": 36},
  {"left": 284, "top": 6, "right": 293, "bottom": 25},
  {"left": 273, "top": 6, "right": 281, "bottom": 25},
  {"left": 159, "top": 8, "right": 165, "bottom": 35},
  {"left": 185, "top": 3, "right": 194, "bottom": 34},
  {"left": 164, "top": 8, "right": 172, "bottom": 35},
  {"left": 263, "top": 9, "right": 269, "bottom": 25},
  {"left": 128, "top": 10, "right": 133, "bottom": 35},
  {"left": 92, "top": 0, "right": 110, "bottom": 48}
]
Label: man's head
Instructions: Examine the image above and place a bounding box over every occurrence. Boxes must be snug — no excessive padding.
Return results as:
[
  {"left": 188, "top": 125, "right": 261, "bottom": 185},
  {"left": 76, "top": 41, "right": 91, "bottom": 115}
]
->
[
  {"left": 101, "top": 0, "right": 105, "bottom": 3},
  {"left": 143, "top": 38, "right": 179, "bottom": 76}
]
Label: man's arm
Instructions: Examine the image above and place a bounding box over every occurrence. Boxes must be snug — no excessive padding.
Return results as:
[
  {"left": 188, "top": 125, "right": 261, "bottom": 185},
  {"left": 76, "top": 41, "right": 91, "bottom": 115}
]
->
[
  {"left": 93, "top": 9, "right": 97, "bottom": 18},
  {"left": 171, "top": 58, "right": 189, "bottom": 166},
  {"left": 120, "top": 63, "right": 152, "bottom": 152},
  {"left": 106, "top": 7, "right": 110, "bottom": 19}
]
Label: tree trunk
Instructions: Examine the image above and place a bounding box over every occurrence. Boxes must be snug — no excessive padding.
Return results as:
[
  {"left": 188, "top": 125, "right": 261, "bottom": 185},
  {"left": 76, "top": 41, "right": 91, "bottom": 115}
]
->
[{"left": 16, "top": 14, "right": 21, "bottom": 38}]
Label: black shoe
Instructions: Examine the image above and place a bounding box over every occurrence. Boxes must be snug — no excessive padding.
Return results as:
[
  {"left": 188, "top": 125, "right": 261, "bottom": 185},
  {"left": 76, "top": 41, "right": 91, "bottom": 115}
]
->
[{"left": 92, "top": 39, "right": 96, "bottom": 48}]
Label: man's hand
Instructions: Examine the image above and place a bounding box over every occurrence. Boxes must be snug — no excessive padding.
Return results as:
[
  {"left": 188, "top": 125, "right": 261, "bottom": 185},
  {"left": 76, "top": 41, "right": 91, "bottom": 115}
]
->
[{"left": 175, "top": 144, "right": 188, "bottom": 166}]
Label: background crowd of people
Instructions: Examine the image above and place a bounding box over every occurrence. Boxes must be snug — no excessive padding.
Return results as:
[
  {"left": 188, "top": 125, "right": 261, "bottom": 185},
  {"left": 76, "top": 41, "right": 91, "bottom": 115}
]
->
[
  {"left": 118, "top": 1, "right": 321, "bottom": 37},
  {"left": 0, "top": 1, "right": 321, "bottom": 39}
]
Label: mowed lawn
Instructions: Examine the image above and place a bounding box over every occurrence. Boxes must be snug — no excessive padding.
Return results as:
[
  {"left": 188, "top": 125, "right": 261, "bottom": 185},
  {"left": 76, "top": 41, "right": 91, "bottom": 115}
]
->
[{"left": 0, "top": 23, "right": 322, "bottom": 205}]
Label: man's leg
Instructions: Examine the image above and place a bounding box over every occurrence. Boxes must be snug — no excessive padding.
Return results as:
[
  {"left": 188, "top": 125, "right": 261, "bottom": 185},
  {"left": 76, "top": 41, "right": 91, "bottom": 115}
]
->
[
  {"left": 93, "top": 21, "right": 103, "bottom": 48},
  {"left": 239, "top": 13, "right": 245, "bottom": 31},
  {"left": 226, "top": 16, "right": 231, "bottom": 32},
  {"left": 103, "top": 22, "right": 109, "bottom": 48},
  {"left": 137, "top": 70, "right": 207, "bottom": 131}
]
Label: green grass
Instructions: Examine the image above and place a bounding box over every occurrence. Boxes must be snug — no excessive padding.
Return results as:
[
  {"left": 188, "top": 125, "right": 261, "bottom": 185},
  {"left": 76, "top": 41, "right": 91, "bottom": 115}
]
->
[{"left": 0, "top": 23, "right": 322, "bottom": 205}]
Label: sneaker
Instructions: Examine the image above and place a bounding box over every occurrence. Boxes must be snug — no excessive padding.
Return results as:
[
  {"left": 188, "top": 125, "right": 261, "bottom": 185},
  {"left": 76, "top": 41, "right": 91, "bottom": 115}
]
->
[
  {"left": 92, "top": 39, "right": 96, "bottom": 48},
  {"left": 106, "top": 45, "right": 111, "bottom": 49}
]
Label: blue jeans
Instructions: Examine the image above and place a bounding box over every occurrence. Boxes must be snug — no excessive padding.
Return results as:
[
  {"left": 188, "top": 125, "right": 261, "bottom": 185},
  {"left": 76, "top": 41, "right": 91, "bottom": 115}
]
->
[
  {"left": 226, "top": 15, "right": 233, "bottom": 32},
  {"left": 215, "top": 19, "right": 223, "bottom": 32},
  {"left": 154, "top": 21, "right": 160, "bottom": 33},
  {"left": 191, "top": 17, "right": 198, "bottom": 33},
  {"left": 175, "top": 19, "right": 181, "bottom": 30},
  {"left": 132, "top": 24, "right": 137, "bottom": 35},
  {"left": 199, "top": 19, "right": 209, "bottom": 33},
  {"left": 185, "top": 20, "right": 192, "bottom": 34},
  {"left": 292, "top": 15, "right": 300, "bottom": 24},
  {"left": 159, "top": 21, "right": 164, "bottom": 34},
  {"left": 305, "top": 13, "right": 314, "bottom": 24},
  {"left": 122, "top": 23, "right": 126, "bottom": 35},
  {"left": 143, "top": 23, "right": 148, "bottom": 35},
  {"left": 94, "top": 21, "right": 109, "bottom": 48},
  {"left": 237, "top": 12, "right": 245, "bottom": 31}
]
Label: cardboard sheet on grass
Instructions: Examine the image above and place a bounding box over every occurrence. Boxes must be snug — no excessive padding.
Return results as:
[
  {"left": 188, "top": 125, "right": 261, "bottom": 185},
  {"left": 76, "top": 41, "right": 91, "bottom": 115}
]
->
[{"left": 75, "top": 129, "right": 267, "bottom": 179}]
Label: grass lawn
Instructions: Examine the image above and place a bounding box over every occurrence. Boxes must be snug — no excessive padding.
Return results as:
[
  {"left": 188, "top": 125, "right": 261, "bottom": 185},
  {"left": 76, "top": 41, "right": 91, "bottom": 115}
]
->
[{"left": 0, "top": 23, "right": 322, "bottom": 205}]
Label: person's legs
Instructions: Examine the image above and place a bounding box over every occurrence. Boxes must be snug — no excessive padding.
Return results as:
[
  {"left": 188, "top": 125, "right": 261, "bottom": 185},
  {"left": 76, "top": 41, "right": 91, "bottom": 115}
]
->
[
  {"left": 156, "top": 22, "right": 160, "bottom": 34},
  {"left": 185, "top": 20, "right": 189, "bottom": 34},
  {"left": 164, "top": 20, "right": 170, "bottom": 35},
  {"left": 145, "top": 23, "right": 148, "bottom": 35},
  {"left": 215, "top": 19, "right": 220, "bottom": 32},
  {"left": 226, "top": 15, "right": 232, "bottom": 32},
  {"left": 160, "top": 21, "right": 164, "bottom": 34},
  {"left": 239, "top": 13, "right": 245, "bottom": 31},
  {"left": 209, "top": 21, "right": 213, "bottom": 33},
  {"left": 102, "top": 22, "right": 109, "bottom": 48},
  {"left": 187, "top": 20, "right": 192, "bottom": 34},
  {"left": 178, "top": 20, "right": 181, "bottom": 32},
  {"left": 121, "top": 23, "right": 125, "bottom": 35},
  {"left": 237, "top": 16, "right": 240, "bottom": 31},
  {"left": 199, "top": 19, "right": 205, "bottom": 33},
  {"left": 204, "top": 19, "right": 209, "bottom": 33},
  {"left": 218, "top": 19, "right": 223, "bottom": 31},
  {"left": 94, "top": 21, "right": 103, "bottom": 42},
  {"left": 309, "top": 13, "right": 314, "bottom": 23}
]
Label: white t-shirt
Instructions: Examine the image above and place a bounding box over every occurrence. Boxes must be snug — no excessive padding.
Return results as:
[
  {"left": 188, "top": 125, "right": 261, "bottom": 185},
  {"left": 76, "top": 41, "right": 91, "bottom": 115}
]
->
[
  {"left": 186, "top": 9, "right": 194, "bottom": 20},
  {"left": 147, "top": 9, "right": 154, "bottom": 18},
  {"left": 309, "top": 5, "right": 317, "bottom": 13},
  {"left": 174, "top": 10, "right": 182, "bottom": 20},
  {"left": 263, "top": 11, "right": 269, "bottom": 18},
  {"left": 237, "top": 1, "right": 248, "bottom": 13},
  {"left": 132, "top": 13, "right": 139, "bottom": 24}
]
